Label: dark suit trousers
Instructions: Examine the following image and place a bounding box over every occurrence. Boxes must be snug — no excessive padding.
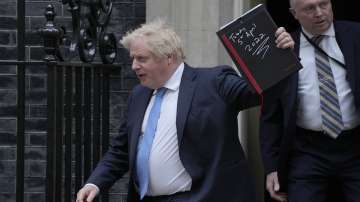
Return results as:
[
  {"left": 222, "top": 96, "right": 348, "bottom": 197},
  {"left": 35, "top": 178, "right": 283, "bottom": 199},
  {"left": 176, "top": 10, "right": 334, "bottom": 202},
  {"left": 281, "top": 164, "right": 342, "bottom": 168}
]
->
[
  {"left": 288, "top": 126, "right": 360, "bottom": 202},
  {"left": 140, "top": 191, "right": 190, "bottom": 202}
]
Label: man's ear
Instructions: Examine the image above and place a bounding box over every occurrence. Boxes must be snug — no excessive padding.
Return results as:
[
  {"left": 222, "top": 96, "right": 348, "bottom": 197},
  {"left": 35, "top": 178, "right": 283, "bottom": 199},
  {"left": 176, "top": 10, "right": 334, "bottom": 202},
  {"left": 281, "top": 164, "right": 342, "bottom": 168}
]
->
[
  {"left": 167, "top": 54, "right": 174, "bottom": 65},
  {"left": 289, "top": 8, "right": 296, "bottom": 18}
]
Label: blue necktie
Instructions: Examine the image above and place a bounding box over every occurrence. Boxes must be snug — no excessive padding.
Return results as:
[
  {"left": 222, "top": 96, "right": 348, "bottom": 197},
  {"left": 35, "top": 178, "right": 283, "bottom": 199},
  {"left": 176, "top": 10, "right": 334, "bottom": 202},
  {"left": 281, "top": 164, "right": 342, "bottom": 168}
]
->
[
  {"left": 136, "top": 87, "right": 167, "bottom": 199},
  {"left": 313, "top": 35, "right": 343, "bottom": 138}
]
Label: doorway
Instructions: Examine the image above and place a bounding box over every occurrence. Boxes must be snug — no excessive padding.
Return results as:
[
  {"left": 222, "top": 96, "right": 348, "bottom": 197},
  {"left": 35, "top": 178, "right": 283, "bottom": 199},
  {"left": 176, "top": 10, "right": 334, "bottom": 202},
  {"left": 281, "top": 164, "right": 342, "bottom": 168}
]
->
[{"left": 266, "top": 0, "right": 360, "bottom": 32}]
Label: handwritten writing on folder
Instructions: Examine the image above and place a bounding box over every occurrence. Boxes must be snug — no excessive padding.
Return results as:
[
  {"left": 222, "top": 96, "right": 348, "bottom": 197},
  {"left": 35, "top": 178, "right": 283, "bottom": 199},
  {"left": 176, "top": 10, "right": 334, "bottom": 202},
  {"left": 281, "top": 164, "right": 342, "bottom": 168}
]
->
[
  {"left": 228, "top": 23, "right": 270, "bottom": 60},
  {"left": 218, "top": 4, "right": 302, "bottom": 93}
]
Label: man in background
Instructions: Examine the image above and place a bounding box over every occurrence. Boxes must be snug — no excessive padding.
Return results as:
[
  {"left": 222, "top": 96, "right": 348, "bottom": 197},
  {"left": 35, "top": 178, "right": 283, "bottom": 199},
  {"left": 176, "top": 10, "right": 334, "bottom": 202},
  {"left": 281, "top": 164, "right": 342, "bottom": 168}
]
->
[{"left": 261, "top": 0, "right": 360, "bottom": 201}]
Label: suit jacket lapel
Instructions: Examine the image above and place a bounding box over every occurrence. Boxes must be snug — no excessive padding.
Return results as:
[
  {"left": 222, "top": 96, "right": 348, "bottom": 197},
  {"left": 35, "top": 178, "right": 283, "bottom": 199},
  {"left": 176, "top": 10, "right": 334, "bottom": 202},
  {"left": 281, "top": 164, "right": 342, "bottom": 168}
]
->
[
  {"left": 293, "top": 30, "right": 300, "bottom": 100},
  {"left": 335, "top": 22, "right": 360, "bottom": 107},
  {"left": 129, "top": 87, "right": 153, "bottom": 172},
  {"left": 176, "top": 64, "right": 197, "bottom": 145},
  {"left": 334, "top": 22, "right": 357, "bottom": 91},
  {"left": 129, "top": 64, "right": 198, "bottom": 168},
  {"left": 291, "top": 30, "right": 301, "bottom": 57},
  {"left": 288, "top": 30, "right": 301, "bottom": 117},
  {"left": 334, "top": 22, "right": 354, "bottom": 70}
]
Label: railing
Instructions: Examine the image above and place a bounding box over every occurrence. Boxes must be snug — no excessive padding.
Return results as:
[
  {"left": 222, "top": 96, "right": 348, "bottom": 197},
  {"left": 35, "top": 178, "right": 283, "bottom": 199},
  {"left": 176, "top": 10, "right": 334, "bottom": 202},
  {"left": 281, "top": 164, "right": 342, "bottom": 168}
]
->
[
  {"left": 7, "top": 0, "right": 123, "bottom": 201},
  {"left": 45, "top": 61, "right": 116, "bottom": 202}
]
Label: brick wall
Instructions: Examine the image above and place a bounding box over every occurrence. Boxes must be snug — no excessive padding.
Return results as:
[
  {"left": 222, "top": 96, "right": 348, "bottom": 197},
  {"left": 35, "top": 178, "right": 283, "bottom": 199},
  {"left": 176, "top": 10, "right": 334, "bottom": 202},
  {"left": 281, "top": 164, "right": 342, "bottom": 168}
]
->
[{"left": 0, "top": 0, "right": 144, "bottom": 201}]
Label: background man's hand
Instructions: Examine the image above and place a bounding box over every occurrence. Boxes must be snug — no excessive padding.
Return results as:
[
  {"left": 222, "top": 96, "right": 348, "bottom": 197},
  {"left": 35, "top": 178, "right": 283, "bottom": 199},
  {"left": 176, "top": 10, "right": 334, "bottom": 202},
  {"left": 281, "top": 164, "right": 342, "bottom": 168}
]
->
[
  {"left": 76, "top": 184, "right": 99, "bottom": 202},
  {"left": 266, "top": 171, "right": 288, "bottom": 202}
]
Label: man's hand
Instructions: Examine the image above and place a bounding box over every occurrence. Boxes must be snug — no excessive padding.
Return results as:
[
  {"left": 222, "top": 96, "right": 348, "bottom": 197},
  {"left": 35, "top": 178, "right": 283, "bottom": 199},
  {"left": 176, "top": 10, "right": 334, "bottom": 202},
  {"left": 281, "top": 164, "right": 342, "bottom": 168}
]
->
[
  {"left": 275, "top": 27, "right": 294, "bottom": 50},
  {"left": 266, "top": 171, "right": 288, "bottom": 202},
  {"left": 76, "top": 184, "right": 99, "bottom": 202}
]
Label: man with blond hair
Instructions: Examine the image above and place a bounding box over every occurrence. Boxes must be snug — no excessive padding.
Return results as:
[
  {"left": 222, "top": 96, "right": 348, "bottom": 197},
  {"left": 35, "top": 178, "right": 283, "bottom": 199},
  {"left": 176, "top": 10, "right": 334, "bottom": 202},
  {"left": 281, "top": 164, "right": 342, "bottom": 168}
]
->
[{"left": 76, "top": 19, "right": 294, "bottom": 202}]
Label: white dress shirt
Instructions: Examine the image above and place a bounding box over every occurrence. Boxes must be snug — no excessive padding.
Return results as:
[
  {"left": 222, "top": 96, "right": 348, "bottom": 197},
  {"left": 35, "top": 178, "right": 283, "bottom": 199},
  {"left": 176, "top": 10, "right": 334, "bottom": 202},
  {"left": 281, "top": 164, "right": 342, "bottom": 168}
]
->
[
  {"left": 140, "top": 62, "right": 192, "bottom": 196},
  {"left": 86, "top": 63, "right": 192, "bottom": 196},
  {"left": 296, "top": 24, "right": 360, "bottom": 131}
]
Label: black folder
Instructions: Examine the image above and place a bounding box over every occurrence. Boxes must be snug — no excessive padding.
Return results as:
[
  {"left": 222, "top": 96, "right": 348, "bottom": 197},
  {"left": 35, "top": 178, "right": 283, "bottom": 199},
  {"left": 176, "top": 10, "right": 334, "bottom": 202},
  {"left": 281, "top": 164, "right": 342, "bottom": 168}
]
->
[{"left": 217, "top": 4, "right": 302, "bottom": 94}]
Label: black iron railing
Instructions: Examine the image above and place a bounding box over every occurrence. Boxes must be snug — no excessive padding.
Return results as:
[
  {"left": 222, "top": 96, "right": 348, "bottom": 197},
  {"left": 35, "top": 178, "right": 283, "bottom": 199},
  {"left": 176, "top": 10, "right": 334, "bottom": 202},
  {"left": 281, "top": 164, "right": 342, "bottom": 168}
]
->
[
  {"left": 45, "top": 61, "right": 115, "bottom": 202},
  {"left": 16, "top": 0, "right": 26, "bottom": 200},
  {"left": 6, "top": 0, "right": 121, "bottom": 201}
]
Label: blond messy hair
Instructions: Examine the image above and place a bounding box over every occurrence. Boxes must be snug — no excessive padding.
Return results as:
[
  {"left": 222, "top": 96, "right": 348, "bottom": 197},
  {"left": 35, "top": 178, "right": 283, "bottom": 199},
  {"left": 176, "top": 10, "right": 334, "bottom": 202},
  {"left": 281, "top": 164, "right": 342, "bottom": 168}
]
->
[{"left": 120, "top": 19, "right": 185, "bottom": 62}]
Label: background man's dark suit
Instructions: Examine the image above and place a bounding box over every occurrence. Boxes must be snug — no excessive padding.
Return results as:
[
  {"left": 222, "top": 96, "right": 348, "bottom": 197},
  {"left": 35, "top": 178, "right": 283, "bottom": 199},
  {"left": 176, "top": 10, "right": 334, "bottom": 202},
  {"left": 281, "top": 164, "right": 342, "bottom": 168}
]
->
[
  {"left": 87, "top": 64, "right": 260, "bottom": 202},
  {"left": 260, "top": 20, "right": 360, "bottom": 201}
]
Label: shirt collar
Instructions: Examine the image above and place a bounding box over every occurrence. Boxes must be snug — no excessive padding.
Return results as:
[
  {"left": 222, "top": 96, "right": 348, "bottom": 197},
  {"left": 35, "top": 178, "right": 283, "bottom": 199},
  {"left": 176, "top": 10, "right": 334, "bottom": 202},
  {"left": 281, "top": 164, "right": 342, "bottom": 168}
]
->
[
  {"left": 300, "top": 23, "right": 335, "bottom": 45},
  {"left": 161, "top": 62, "right": 184, "bottom": 92}
]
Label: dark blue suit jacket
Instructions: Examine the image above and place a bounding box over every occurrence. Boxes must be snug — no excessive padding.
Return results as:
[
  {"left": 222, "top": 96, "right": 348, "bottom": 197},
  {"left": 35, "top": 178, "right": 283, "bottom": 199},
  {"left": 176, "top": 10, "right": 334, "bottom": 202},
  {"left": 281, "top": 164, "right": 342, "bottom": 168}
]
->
[
  {"left": 260, "top": 21, "right": 360, "bottom": 190},
  {"left": 87, "top": 64, "right": 261, "bottom": 202}
]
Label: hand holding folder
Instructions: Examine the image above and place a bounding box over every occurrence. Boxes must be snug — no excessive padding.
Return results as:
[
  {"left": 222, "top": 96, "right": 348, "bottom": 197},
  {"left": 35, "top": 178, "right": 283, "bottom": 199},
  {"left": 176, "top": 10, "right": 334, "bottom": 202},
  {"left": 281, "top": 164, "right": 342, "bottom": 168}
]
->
[{"left": 217, "top": 4, "right": 302, "bottom": 94}]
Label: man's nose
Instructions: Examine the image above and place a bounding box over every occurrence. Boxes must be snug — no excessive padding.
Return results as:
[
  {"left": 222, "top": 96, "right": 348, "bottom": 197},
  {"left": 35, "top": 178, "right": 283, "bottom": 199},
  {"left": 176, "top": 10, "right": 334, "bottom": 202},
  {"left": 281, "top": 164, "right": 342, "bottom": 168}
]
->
[
  {"left": 314, "top": 6, "right": 323, "bottom": 16},
  {"left": 132, "top": 60, "right": 139, "bottom": 70}
]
